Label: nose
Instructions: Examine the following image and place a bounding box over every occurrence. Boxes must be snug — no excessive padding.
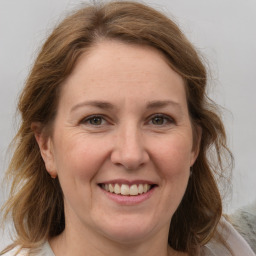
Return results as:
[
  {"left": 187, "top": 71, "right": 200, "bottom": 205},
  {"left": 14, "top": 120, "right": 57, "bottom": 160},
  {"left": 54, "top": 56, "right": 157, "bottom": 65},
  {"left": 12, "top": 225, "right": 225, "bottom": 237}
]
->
[{"left": 110, "top": 124, "right": 149, "bottom": 170}]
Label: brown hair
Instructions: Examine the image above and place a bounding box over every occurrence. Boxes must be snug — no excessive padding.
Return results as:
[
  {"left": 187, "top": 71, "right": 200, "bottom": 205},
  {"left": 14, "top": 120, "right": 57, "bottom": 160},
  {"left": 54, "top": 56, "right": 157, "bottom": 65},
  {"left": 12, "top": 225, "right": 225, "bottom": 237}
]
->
[{"left": 1, "top": 1, "right": 232, "bottom": 255}]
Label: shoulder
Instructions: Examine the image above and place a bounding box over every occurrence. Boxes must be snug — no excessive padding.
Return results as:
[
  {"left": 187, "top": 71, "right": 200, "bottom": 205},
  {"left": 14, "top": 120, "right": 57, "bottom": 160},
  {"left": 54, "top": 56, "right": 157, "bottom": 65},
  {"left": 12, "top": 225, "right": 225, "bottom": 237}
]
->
[
  {"left": 228, "top": 201, "right": 256, "bottom": 253},
  {"left": 1, "top": 242, "right": 54, "bottom": 256},
  {"left": 1, "top": 247, "right": 28, "bottom": 256},
  {"left": 201, "top": 216, "right": 255, "bottom": 256}
]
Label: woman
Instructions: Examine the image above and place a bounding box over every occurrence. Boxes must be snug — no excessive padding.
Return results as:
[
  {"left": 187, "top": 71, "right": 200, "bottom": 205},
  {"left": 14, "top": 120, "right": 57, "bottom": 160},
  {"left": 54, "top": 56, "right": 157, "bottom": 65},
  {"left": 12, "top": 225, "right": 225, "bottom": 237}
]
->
[{"left": 1, "top": 1, "right": 255, "bottom": 255}]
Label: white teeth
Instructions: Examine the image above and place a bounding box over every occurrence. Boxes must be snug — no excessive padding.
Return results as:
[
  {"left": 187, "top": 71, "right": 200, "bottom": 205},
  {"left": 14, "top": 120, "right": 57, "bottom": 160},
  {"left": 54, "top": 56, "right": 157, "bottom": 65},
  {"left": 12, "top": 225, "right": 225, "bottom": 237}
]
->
[
  {"left": 138, "top": 184, "right": 144, "bottom": 194},
  {"left": 143, "top": 184, "right": 148, "bottom": 193},
  {"left": 102, "top": 183, "right": 152, "bottom": 196},
  {"left": 121, "top": 184, "right": 130, "bottom": 195},
  {"left": 114, "top": 184, "right": 121, "bottom": 194},
  {"left": 129, "top": 184, "right": 138, "bottom": 195},
  {"left": 109, "top": 184, "right": 114, "bottom": 193}
]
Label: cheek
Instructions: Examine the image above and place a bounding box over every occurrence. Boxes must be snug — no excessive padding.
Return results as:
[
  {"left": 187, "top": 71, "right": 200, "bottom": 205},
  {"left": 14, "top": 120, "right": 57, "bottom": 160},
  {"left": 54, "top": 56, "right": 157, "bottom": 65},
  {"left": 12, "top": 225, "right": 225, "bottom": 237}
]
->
[
  {"left": 53, "top": 134, "right": 107, "bottom": 182},
  {"left": 152, "top": 135, "right": 193, "bottom": 176},
  {"left": 52, "top": 135, "right": 109, "bottom": 211},
  {"left": 150, "top": 134, "right": 192, "bottom": 202},
  {"left": 149, "top": 136, "right": 192, "bottom": 217}
]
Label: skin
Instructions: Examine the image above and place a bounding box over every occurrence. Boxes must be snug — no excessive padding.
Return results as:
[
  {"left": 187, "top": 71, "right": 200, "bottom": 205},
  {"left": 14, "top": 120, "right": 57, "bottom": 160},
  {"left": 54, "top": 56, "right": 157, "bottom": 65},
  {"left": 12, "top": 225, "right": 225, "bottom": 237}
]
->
[{"left": 35, "top": 40, "right": 200, "bottom": 256}]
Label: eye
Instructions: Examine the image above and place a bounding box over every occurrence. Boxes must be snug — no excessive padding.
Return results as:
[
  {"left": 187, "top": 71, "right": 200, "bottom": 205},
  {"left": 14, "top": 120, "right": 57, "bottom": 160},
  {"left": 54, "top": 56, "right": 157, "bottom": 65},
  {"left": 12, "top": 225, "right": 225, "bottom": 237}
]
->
[
  {"left": 81, "top": 115, "right": 106, "bottom": 126},
  {"left": 149, "top": 114, "right": 174, "bottom": 126}
]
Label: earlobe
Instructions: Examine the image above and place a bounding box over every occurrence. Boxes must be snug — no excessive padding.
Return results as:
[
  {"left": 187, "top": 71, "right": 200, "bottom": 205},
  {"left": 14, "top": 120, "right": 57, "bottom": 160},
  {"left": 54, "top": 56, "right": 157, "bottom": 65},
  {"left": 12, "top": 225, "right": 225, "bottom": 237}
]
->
[{"left": 31, "top": 122, "right": 57, "bottom": 178}]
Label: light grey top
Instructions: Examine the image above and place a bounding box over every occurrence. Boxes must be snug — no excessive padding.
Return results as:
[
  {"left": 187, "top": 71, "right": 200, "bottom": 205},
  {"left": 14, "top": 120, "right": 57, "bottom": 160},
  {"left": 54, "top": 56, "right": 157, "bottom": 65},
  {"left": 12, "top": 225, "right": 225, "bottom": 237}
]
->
[
  {"left": 2, "top": 218, "right": 255, "bottom": 256},
  {"left": 202, "top": 217, "right": 255, "bottom": 256},
  {"left": 2, "top": 242, "right": 54, "bottom": 256}
]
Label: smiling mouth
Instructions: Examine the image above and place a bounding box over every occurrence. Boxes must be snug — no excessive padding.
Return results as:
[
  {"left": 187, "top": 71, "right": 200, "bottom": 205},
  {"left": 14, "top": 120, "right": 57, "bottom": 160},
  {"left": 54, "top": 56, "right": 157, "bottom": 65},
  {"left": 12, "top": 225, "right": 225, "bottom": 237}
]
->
[{"left": 99, "top": 183, "right": 156, "bottom": 196}]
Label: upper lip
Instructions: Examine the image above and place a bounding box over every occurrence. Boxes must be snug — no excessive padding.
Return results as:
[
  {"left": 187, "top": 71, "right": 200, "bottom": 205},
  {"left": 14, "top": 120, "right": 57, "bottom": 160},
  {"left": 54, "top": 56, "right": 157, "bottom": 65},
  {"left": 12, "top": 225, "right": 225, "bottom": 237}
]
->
[{"left": 98, "top": 179, "right": 157, "bottom": 185}]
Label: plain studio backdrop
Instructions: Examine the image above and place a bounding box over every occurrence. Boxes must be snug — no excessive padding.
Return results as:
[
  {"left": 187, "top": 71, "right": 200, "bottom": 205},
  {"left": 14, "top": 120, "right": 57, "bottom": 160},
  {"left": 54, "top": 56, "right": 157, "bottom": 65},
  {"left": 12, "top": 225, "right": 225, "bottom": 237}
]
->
[{"left": 0, "top": 0, "right": 255, "bottom": 249}]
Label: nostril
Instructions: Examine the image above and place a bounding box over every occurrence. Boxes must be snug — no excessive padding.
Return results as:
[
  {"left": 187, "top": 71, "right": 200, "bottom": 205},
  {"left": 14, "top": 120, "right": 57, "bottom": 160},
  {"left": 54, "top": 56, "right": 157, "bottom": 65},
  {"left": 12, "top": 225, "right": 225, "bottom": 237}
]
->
[
  {"left": 110, "top": 133, "right": 149, "bottom": 169},
  {"left": 111, "top": 152, "right": 149, "bottom": 170}
]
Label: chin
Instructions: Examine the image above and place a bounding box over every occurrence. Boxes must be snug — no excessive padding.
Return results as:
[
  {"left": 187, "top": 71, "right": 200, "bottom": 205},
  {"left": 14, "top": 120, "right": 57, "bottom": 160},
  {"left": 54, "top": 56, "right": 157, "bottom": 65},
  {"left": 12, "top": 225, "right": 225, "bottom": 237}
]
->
[
  {"left": 101, "top": 215, "right": 169, "bottom": 245},
  {"left": 103, "top": 228, "right": 152, "bottom": 245},
  {"left": 96, "top": 215, "right": 162, "bottom": 245}
]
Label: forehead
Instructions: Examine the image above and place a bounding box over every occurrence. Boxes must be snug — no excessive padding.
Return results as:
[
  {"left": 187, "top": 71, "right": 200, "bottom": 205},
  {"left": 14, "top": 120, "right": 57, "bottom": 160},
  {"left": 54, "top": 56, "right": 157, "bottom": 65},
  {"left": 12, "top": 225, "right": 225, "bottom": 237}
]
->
[{"left": 59, "top": 40, "right": 187, "bottom": 110}]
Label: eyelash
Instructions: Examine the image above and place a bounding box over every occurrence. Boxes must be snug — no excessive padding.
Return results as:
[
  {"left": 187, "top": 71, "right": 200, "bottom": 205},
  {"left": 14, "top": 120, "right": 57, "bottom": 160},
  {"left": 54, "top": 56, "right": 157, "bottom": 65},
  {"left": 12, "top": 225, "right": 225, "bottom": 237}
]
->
[
  {"left": 80, "top": 114, "right": 175, "bottom": 127},
  {"left": 80, "top": 115, "right": 107, "bottom": 126},
  {"left": 147, "top": 114, "right": 175, "bottom": 126}
]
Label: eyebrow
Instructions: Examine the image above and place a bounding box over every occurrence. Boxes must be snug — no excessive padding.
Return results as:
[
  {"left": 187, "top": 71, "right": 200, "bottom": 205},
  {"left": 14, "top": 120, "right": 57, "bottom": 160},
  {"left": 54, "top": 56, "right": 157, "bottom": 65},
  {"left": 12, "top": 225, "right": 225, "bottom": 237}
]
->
[
  {"left": 70, "top": 101, "right": 115, "bottom": 113},
  {"left": 70, "top": 100, "right": 182, "bottom": 113},
  {"left": 146, "top": 100, "right": 182, "bottom": 111}
]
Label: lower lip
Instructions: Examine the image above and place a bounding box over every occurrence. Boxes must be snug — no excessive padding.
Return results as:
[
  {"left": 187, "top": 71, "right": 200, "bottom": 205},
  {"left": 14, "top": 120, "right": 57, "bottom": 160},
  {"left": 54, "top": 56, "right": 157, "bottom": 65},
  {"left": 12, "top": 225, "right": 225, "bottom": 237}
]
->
[{"left": 100, "top": 186, "right": 156, "bottom": 205}]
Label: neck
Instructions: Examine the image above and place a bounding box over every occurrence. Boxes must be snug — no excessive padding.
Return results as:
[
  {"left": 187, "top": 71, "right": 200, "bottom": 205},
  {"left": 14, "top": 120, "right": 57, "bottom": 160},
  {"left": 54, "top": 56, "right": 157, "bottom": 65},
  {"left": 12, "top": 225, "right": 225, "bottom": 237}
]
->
[
  {"left": 49, "top": 206, "right": 186, "bottom": 256},
  {"left": 50, "top": 224, "right": 178, "bottom": 256}
]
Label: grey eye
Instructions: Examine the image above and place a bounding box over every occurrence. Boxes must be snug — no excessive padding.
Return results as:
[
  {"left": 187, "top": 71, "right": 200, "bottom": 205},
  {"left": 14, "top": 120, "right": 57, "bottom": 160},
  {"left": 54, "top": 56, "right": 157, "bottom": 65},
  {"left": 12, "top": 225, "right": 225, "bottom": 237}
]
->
[
  {"left": 152, "top": 116, "right": 165, "bottom": 125},
  {"left": 88, "top": 116, "right": 103, "bottom": 125}
]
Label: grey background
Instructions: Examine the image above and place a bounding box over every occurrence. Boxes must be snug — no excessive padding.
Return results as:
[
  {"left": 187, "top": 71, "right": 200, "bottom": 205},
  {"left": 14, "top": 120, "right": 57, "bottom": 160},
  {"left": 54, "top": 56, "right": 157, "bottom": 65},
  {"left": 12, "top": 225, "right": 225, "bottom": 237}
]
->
[{"left": 1, "top": 0, "right": 256, "bottom": 249}]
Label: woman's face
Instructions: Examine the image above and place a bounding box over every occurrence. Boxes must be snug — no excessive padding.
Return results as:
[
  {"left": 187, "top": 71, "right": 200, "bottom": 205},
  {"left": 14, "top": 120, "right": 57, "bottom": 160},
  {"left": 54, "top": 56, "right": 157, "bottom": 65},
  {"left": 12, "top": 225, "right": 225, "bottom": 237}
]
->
[{"left": 38, "top": 40, "right": 199, "bottom": 244}]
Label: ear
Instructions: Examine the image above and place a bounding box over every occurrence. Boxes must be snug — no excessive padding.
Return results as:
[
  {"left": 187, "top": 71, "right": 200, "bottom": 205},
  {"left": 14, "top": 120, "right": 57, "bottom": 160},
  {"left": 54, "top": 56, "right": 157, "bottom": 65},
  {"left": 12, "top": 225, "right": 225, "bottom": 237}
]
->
[
  {"left": 190, "top": 124, "right": 202, "bottom": 166},
  {"left": 31, "top": 122, "right": 57, "bottom": 178}
]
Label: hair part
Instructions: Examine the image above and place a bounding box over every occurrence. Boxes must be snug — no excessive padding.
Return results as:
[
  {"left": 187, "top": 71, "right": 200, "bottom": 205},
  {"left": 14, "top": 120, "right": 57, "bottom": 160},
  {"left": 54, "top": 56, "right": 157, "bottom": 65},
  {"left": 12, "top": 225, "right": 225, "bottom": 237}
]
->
[{"left": 1, "top": 1, "right": 233, "bottom": 255}]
